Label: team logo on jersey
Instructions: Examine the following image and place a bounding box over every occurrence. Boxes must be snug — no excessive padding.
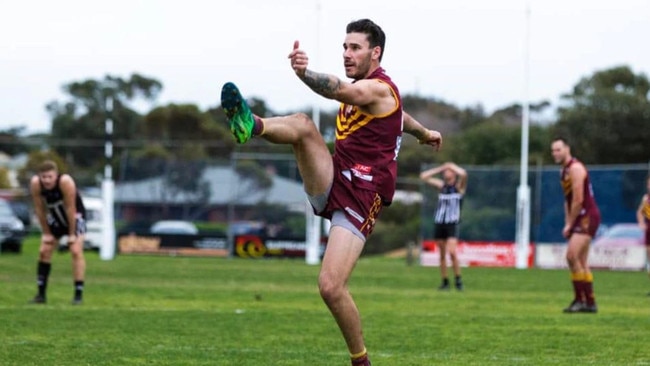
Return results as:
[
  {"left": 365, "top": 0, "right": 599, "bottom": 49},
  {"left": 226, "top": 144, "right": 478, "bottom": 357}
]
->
[
  {"left": 336, "top": 104, "right": 373, "bottom": 140},
  {"left": 350, "top": 164, "right": 373, "bottom": 182}
]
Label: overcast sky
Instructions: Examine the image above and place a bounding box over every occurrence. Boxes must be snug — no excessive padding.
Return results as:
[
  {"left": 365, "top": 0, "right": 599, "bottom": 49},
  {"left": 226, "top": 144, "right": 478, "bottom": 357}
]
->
[{"left": 1, "top": 0, "right": 649, "bottom": 134}]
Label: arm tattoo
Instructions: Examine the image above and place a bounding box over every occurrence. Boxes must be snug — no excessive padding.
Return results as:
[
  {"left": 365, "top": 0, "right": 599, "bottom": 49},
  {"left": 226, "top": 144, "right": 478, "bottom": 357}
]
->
[
  {"left": 403, "top": 120, "right": 425, "bottom": 140},
  {"left": 412, "top": 129, "right": 426, "bottom": 141},
  {"left": 302, "top": 69, "right": 341, "bottom": 99}
]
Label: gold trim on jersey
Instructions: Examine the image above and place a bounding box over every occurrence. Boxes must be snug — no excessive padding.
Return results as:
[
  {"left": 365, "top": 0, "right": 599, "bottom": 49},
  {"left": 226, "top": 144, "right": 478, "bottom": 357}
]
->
[
  {"left": 561, "top": 175, "right": 572, "bottom": 197},
  {"left": 642, "top": 198, "right": 650, "bottom": 220},
  {"left": 335, "top": 80, "right": 400, "bottom": 140},
  {"left": 359, "top": 193, "right": 383, "bottom": 234}
]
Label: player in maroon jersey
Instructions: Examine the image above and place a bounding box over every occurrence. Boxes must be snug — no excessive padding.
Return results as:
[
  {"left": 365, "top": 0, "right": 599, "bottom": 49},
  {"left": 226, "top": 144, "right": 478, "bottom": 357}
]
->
[
  {"left": 221, "top": 19, "right": 441, "bottom": 366},
  {"left": 551, "top": 137, "right": 601, "bottom": 313},
  {"left": 635, "top": 175, "right": 650, "bottom": 295}
]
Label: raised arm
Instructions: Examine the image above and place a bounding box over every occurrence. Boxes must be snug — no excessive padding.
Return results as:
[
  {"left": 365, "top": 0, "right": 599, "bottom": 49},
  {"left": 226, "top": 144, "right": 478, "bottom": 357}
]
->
[
  {"left": 403, "top": 112, "right": 442, "bottom": 151},
  {"left": 288, "top": 41, "right": 390, "bottom": 109},
  {"left": 446, "top": 162, "right": 468, "bottom": 194},
  {"left": 420, "top": 163, "right": 447, "bottom": 190}
]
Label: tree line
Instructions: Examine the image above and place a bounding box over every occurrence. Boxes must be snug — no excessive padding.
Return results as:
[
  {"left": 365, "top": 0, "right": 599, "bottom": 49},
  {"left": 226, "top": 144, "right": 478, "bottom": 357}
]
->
[{"left": 1, "top": 65, "right": 649, "bottom": 189}]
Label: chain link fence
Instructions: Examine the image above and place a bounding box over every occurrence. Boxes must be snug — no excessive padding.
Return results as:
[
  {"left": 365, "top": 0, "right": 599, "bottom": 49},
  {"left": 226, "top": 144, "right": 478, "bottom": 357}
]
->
[{"left": 420, "top": 163, "right": 650, "bottom": 243}]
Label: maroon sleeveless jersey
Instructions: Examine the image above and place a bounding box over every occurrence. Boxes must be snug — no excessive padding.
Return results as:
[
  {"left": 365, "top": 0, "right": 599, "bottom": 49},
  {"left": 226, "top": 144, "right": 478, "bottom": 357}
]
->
[
  {"left": 333, "top": 67, "right": 403, "bottom": 205},
  {"left": 560, "top": 158, "right": 600, "bottom": 217}
]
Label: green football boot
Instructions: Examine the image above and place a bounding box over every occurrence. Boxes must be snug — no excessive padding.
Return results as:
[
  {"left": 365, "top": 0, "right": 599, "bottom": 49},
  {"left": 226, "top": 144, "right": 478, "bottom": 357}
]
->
[{"left": 221, "top": 82, "right": 255, "bottom": 144}]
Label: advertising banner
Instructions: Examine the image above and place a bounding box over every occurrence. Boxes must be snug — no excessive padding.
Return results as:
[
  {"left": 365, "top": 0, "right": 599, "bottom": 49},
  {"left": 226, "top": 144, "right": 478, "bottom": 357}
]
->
[
  {"left": 420, "top": 240, "right": 535, "bottom": 268},
  {"left": 233, "top": 234, "right": 326, "bottom": 259},
  {"left": 535, "top": 244, "right": 647, "bottom": 270},
  {"left": 118, "top": 233, "right": 229, "bottom": 257}
]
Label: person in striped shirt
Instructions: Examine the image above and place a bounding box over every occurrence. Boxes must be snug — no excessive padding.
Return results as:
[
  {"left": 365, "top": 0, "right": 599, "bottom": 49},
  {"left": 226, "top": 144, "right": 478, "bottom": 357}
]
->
[{"left": 420, "top": 162, "right": 467, "bottom": 290}]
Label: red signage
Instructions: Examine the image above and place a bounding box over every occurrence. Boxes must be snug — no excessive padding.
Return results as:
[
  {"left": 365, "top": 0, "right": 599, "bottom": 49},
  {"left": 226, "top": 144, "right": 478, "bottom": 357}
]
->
[{"left": 421, "top": 240, "right": 534, "bottom": 268}]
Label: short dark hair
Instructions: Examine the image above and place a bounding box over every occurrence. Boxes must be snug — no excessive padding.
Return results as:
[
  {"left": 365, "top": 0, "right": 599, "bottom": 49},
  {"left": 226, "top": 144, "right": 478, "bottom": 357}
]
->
[
  {"left": 552, "top": 136, "right": 570, "bottom": 147},
  {"left": 346, "top": 19, "right": 386, "bottom": 62},
  {"left": 38, "top": 160, "right": 58, "bottom": 173}
]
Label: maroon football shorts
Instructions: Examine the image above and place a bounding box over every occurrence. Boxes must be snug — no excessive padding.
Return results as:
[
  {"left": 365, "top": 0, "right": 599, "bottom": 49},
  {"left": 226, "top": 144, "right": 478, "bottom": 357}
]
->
[
  {"left": 309, "top": 169, "right": 385, "bottom": 241},
  {"left": 570, "top": 212, "right": 601, "bottom": 238}
]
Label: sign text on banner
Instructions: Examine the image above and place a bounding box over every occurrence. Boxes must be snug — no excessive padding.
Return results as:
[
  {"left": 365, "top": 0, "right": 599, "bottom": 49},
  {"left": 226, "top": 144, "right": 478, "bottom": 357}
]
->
[
  {"left": 420, "top": 240, "right": 535, "bottom": 268},
  {"left": 535, "top": 243, "right": 646, "bottom": 271}
]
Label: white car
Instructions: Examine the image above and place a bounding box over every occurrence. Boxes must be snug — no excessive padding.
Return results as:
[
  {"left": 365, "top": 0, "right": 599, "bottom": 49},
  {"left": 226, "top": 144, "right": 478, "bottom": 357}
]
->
[
  {"left": 150, "top": 220, "right": 199, "bottom": 235},
  {"left": 82, "top": 196, "right": 103, "bottom": 249}
]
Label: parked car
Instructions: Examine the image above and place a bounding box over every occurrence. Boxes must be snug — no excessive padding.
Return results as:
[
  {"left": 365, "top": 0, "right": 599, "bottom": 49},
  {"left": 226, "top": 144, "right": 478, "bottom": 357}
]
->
[
  {"left": 592, "top": 223, "right": 644, "bottom": 247},
  {"left": 228, "top": 220, "right": 265, "bottom": 236},
  {"left": 7, "top": 200, "right": 31, "bottom": 229},
  {"left": 82, "top": 196, "right": 103, "bottom": 249},
  {"left": 150, "top": 220, "right": 199, "bottom": 235},
  {"left": 117, "top": 220, "right": 154, "bottom": 236},
  {"left": 0, "top": 197, "right": 26, "bottom": 253}
]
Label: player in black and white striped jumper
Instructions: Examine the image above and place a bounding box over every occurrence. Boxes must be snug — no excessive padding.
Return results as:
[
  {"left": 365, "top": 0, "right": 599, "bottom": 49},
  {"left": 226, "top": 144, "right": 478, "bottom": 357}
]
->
[
  {"left": 420, "top": 162, "right": 467, "bottom": 290},
  {"left": 29, "top": 160, "right": 87, "bottom": 305}
]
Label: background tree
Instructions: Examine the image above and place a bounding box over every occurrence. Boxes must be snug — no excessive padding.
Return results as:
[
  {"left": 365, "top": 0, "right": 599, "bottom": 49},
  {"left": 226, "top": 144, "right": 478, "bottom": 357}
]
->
[
  {"left": 234, "top": 160, "right": 273, "bottom": 193},
  {"left": 554, "top": 65, "right": 650, "bottom": 163},
  {"left": 119, "top": 144, "right": 172, "bottom": 182},
  {"left": 0, "top": 167, "right": 11, "bottom": 189},
  {"left": 46, "top": 73, "right": 163, "bottom": 171},
  {"left": 365, "top": 201, "right": 421, "bottom": 255},
  {"left": 0, "top": 126, "right": 30, "bottom": 156},
  {"left": 17, "top": 150, "right": 68, "bottom": 186},
  {"left": 143, "top": 103, "right": 234, "bottom": 159},
  {"left": 439, "top": 122, "right": 551, "bottom": 165}
]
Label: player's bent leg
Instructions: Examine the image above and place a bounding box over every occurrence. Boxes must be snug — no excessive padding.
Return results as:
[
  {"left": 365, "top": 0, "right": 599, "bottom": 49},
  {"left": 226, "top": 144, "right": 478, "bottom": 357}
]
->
[
  {"left": 31, "top": 242, "right": 55, "bottom": 304},
  {"left": 318, "top": 225, "right": 367, "bottom": 363},
  {"left": 220, "top": 82, "right": 334, "bottom": 196},
  {"left": 261, "top": 113, "right": 334, "bottom": 196},
  {"left": 447, "top": 237, "right": 459, "bottom": 273},
  {"left": 39, "top": 239, "right": 55, "bottom": 262},
  {"left": 576, "top": 234, "right": 597, "bottom": 312},
  {"left": 563, "top": 234, "right": 592, "bottom": 313},
  {"left": 647, "top": 247, "right": 650, "bottom": 296},
  {"left": 70, "top": 240, "right": 85, "bottom": 280},
  {"left": 69, "top": 238, "right": 86, "bottom": 305},
  {"left": 565, "top": 238, "right": 584, "bottom": 273},
  {"left": 447, "top": 237, "right": 463, "bottom": 290},
  {"left": 437, "top": 241, "right": 450, "bottom": 290}
]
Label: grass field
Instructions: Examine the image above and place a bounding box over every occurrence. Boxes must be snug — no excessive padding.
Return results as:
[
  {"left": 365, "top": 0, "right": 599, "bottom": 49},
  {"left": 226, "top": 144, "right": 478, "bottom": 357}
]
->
[{"left": 1, "top": 237, "right": 649, "bottom": 366}]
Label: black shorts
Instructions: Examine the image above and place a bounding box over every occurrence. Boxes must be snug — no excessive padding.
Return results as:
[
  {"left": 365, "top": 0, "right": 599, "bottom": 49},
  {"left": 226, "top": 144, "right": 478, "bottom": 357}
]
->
[
  {"left": 434, "top": 223, "right": 459, "bottom": 240},
  {"left": 49, "top": 216, "right": 87, "bottom": 239}
]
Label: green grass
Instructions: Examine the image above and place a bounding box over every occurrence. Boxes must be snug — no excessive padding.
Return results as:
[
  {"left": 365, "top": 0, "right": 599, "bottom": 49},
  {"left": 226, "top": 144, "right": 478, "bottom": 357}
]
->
[{"left": 1, "top": 236, "right": 649, "bottom": 366}]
